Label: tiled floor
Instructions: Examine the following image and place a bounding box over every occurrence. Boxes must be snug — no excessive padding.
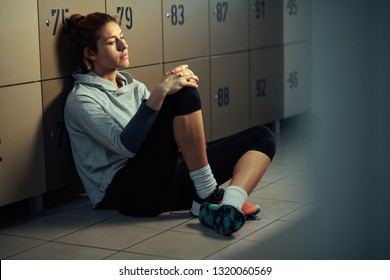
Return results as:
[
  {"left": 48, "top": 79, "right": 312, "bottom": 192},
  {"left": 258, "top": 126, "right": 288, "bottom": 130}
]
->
[{"left": 0, "top": 114, "right": 316, "bottom": 260}]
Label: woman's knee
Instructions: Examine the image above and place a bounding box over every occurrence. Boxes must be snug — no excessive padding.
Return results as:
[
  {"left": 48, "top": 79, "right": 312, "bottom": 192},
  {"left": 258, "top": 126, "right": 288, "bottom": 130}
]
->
[
  {"left": 174, "top": 87, "right": 202, "bottom": 116},
  {"left": 161, "top": 87, "right": 202, "bottom": 117},
  {"left": 249, "top": 125, "right": 277, "bottom": 160}
]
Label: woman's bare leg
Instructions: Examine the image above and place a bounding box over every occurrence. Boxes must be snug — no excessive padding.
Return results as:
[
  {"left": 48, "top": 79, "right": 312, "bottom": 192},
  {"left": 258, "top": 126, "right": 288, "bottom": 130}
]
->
[
  {"left": 229, "top": 150, "right": 271, "bottom": 195},
  {"left": 173, "top": 110, "right": 208, "bottom": 172}
]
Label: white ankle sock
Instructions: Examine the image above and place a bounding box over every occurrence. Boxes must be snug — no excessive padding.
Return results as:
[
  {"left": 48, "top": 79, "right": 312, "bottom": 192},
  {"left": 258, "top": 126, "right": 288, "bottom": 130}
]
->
[
  {"left": 189, "top": 164, "right": 218, "bottom": 199},
  {"left": 221, "top": 186, "right": 248, "bottom": 210}
]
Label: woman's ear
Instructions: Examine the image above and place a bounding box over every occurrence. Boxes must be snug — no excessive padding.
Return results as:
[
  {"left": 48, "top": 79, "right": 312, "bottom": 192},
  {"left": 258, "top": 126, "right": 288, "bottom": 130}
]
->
[
  {"left": 84, "top": 47, "right": 97, "bottom": 62},
  {"left": 83, "top": 47, "right": 95, "bottom": 71}
]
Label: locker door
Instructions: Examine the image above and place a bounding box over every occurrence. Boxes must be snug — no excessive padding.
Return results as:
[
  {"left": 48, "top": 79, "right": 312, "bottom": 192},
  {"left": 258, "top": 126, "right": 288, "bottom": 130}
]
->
[
  {"left": 164, "top": 58, "right": 211, "bottom": 142},
  {"left": 38, "top": 0, "right": 106, "bottom": 80},
  {"left": 211, "top": 53, "right": 250, "bottom": 141},
  {"left": 106, "top": 0, "right": 163, "bottom": 67},
  {"left": 42, "top": 79, "right": 80, "bottom": 191},
  {"left": 162, "top": 0, "right": 209, "bottom": 62},
  {"left": 283, "top": 42, "right": 311, "bottom": 118},
  {"left": 283, "top": 0, "right": 311, "bottom": 44},
  {"left": 249, "top": 0, "right": 283, "bottom": 49},
  {"left": 210, "top": 0, "right": 249, "bottom": 55},
  {"left": 123, "top": 64, "right": 163, "bottom": 93},
  {"left": 0, "top": 0, "right": 40, "bottom": 86},
  {"left": 0, "top": 83, "right": 46, "bottom": 206},
  {"left": 250, "top": 47, "right": 283, "bottom": 126}
]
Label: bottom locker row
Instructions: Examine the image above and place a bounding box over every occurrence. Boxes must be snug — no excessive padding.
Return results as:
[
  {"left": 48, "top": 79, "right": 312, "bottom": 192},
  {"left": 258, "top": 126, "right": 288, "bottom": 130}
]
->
[{"left": 0, "top": 42, "right": 310, "bottom": 207}]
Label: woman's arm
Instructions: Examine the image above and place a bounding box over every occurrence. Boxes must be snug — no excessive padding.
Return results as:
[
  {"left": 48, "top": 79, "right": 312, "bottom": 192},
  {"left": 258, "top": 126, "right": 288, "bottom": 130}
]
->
[{"left": 120, "top": 101, "right": 158, "bottom": 154}]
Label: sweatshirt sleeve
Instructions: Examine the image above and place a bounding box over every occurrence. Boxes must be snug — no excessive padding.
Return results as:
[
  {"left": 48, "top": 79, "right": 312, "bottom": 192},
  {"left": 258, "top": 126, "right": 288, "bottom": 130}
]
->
[{"left": 120, "top": 101, "right": 159, "bottom": 154}]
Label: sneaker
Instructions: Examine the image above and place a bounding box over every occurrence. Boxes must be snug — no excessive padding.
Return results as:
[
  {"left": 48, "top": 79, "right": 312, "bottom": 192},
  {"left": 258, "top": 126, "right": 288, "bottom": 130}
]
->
[
  {"left": 241, "top": 202, "right": 261, "bottom": 220},
  {"left": 190, "top": 187, "right": 261, "bottom": 218},
  {"left": 199, "top": 203, "right": 246, "bottom": 235},
  {"left": 190, "top": 187, "right": 224, "bottom": 217}
]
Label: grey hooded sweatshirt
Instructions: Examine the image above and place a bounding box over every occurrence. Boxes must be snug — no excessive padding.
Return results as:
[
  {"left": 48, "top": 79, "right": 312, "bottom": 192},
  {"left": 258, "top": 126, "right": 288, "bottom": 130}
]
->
[{"left": 64, "top": 70, "right": 158, "bottom": 207}]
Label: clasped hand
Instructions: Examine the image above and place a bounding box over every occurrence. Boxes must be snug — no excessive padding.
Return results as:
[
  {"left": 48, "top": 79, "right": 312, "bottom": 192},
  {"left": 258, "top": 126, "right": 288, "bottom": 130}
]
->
[{"left": 161, "top": 64, "right": 199, "bottom": 95}]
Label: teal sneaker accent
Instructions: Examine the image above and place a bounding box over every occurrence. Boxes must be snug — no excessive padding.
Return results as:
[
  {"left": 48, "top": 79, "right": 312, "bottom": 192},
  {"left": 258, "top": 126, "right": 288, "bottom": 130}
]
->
[{"left": 198, "top": 203, "right": 246, "bottom": 235}]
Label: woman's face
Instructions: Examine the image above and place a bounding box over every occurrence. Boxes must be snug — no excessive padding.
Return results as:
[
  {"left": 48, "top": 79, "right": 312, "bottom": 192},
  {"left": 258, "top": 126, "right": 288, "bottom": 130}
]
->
[{"left": 90, "top": 21, "right": 129, "bottom": 73}]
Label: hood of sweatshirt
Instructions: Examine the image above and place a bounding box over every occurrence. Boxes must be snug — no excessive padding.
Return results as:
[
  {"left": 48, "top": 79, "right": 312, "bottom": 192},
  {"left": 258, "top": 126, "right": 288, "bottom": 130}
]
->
[{"left": 72, "top": 70, "right": 134, "bottom": 95}]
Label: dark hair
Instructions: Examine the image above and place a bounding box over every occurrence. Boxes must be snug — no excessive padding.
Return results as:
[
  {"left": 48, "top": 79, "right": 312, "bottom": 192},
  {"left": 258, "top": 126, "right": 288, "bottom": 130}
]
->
[{"left": 65, "top": 12, "right": 117, "bottom": 72}]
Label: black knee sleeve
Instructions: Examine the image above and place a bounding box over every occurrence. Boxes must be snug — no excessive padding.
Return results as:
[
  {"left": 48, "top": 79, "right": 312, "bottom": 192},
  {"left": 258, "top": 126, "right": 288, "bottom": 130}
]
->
[
  {"left": 250, "top": 125, "right": 277, "bottom": 160},
  {"left": 163, "top": 87, "right": 202, "bottom": 117}
]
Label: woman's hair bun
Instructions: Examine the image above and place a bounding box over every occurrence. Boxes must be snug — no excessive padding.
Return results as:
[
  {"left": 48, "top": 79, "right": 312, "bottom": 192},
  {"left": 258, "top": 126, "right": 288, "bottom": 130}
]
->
[{"left": 64, "top": 13, "right": 85, "bottom": 34}]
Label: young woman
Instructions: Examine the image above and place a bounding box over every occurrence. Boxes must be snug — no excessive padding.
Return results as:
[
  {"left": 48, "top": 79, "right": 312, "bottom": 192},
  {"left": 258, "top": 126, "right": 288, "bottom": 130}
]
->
[{"left": 64, "top": 12, "right": 276, "bottom": 235}]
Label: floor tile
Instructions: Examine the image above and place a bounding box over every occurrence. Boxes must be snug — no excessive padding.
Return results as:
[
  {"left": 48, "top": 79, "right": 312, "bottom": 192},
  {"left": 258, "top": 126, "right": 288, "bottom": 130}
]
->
[
  {"left": 246, "top": 197, "right": 304, "bottom": 220},
  {"left": 106, "top": 212, "right": 193, "bottom": 230},
  {"left": 244, "top": 220, "right": 297, "bottom": 243},
  {"left": 277, "top": 169, "right": 313, "bottom": 186},
  {"left": 279, "top": 204, "right": 315, "bottom": 222},
  {"left": 0, "top": 234, "right": 46, "bottom": 259},
  {"left": 269, "top": 155, "right": 314, "bottom": 172},
  {"left": 57, "top": 222, "right": 164, "bottom": 250},
  {"left": 125, "top": 230, "right": 238, "bottom": 259},
  {"left": 260, "top": 167, "right": 297, "bottom": 183},
  {"left": 7, "top": 241, "right": 115, "bottom": 260},
  {"left": 0, "top": 216, "right": 95, "bottom": 240},
  {"left": 53, "top": 204, "right": 120, "bottom": 222},
  {"left": 205, "top": 239, "right": 262, "bottom": 260},
  {"left": 250, "top": 182, "right": 314, "bottom": 203}
]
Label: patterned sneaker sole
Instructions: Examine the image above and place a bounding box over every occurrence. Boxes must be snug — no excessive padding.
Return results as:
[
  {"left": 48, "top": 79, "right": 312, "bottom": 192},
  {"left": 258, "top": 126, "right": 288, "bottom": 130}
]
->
[{"left": 199, "top": 203, "right": 246, "bottom": 235}]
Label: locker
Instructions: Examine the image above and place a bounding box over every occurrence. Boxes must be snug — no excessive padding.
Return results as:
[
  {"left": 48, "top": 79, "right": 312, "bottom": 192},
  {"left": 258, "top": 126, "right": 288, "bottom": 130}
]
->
[
  {"left": 106, "top": 0, "right": 163, "bottom": 67},
  {"left": 0, "top": 83, "right": 46, "bottom": 207},
  {"left": 210, "top": 53, "right": 250, "bottom": 141},
  {"left": 38, "top": 0, "right": 105, "bottom": 80},
  {"left": 42, "top": 78, "right": 80, "bottom": 191},
  {"left": 164, "top": 58, "right": 211, "bottom": 142},
  {"left": 0, "top": 0, "right": 41, "bottom": 86},
  {"left": 210, "top": 0, "right": 249, "bottom": 55},
  {"left": 250, "top": 47, "right": 283, "bottom": 126},
  {"left": 283, "top": 42, "right": 311, "bottom": 118},
  {"left": 283, "top": 0, "right": 311, "bottom": 43},
  {"left": 123, "top": 64, "right": 163, "bottom": 93},
  {"left": 162, "top": 0, "right": 209, "bottom": 62},
  {"left": 249, "top": 0, "right": 283, "bottom": 49}
]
